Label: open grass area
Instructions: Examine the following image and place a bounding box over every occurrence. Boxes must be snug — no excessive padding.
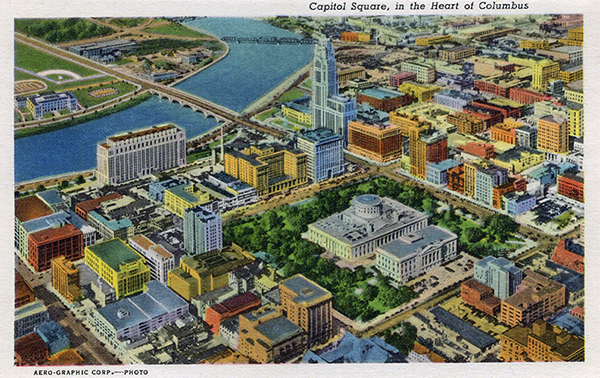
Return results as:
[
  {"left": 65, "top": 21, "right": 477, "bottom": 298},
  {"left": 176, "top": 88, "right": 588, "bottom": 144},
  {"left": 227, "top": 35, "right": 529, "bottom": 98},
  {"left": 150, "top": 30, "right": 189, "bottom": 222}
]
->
[
  {"left": 15, "top": 42, "right": 100, "bottom": 77},
  {"left": 112, "top": 58, "right": 134, "bottom": 66},
  {"left": 207, "top": 133, "right": 237, "bottom": 148},
  {"left": 15, "top": 70, "right": 114, "bottom": 95},
  {"left": 45, "top": 74, "right": 70, "bottom": 81},
  {"left": 71, "top": 81, "right": 137, "bottom": 108},
  {"left": 256, "top": 108, "right": 279, "bottom": 120},
  {"left": 302, "top": 78, "right": 312, "bottom": 89},
  {"left": 143, "top": 23, "right": 208, "bottom": 38},
  {"left": 278, "top": 88, "right": 305, "bottom": 103},
  {"left": 187, "top": 149, "right": 212, "bottom": 163}
]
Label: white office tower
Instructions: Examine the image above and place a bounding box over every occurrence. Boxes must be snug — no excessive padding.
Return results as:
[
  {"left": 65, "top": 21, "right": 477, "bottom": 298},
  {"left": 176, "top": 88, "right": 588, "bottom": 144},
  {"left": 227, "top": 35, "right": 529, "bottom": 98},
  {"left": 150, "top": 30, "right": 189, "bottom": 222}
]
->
[
  {"left": 97, "top": 123, "right": 186, "bottom": 186},
  {"left": 183, "top": 205, "right": 223, "bottom": 255},
  {"left": 312, "top": 40, "right": 356, "bottom": 144}
]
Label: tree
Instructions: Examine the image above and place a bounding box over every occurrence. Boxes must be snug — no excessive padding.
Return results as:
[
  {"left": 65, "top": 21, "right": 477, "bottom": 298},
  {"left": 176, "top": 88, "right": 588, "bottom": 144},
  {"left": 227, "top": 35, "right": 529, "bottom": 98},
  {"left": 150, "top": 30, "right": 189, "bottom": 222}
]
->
[
  {"left": 464, "top": 227, "right": 484, "bottom": 244},
  {"left": 36, "top": 184, "right": 46, "bottom": 193},
  {"left": 485, "top": 214, "right": 519, "bottom": 242},
  {"left": 59, "top": 180, "right": 69, "bottom": 189}
]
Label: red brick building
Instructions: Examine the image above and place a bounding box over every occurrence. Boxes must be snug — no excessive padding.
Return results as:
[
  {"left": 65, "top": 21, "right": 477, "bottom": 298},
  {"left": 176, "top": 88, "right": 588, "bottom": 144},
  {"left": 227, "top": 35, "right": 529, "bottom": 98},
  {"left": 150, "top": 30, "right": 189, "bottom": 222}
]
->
[
  {"left": 472, "top": 100, "right": 522, "bottom": 120},
  {"left": 461, "top": 279, "right": 501, "bottom": 316},
  {"left": 509, "top": 87, "right": 551, "bottom": 104},
  {"left": 552, "top": 239, "right": 584, "bottom": 274},
  {"left": 28, "top": 224, "right": 83, "bottom": 272},
  {"left": 74, "top": 193, "right": 122, "bottom": 220},
  {"left": 205, "top": 292, "right": 261, "bottom": 335},
  {"left": 513, "top": 175, "right": 527, "bottom": 192},
  {"left": 427, "top": 137, "right": 448, "bottom": 164},
  {"left": 557, "top": 173, "right": 584, "bottom": 203},
  {"left": 570, "top": 306, "right": 584, "bottom": 320},
  {"left": 357, "top": 88, "right": 412, "bottom": 112},
  {"left": 15, "top": 333, "right": 49, "bottom": 366},
  {"left": 447, "top": 164, "right": 464, "bottom": 194},
  {"left": 460, "top": 142, "right": 495, "bottom": 160},
  {"left": 474, "top": 79, "right": 511, "bottom": 98},
  {"left": 390, "top": 71, "right": 417, "bottom": 87},
  {"left": 463, "top": 107, "right": 504, "bottom": 129},
  {"left": 493, "top": 180, "right": 516, "bottom": 209}
]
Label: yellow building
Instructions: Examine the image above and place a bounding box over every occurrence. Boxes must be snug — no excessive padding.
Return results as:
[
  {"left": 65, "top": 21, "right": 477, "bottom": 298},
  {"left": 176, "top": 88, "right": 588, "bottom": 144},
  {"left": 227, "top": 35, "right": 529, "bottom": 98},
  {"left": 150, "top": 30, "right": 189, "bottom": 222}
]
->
[
  {"left": 568, "top": 103, "right": 584, "bottom": 137},
  {"left": 568, "top": 26, "right": 583, "bottom": 41},
  {"left": 164, "top": 184, "right": 211, "bottom": 218},
  {"left": 167, "top": 244, "right": 254, "bottom": 300},
  {"left": 559, "top": 66, "right": 583, "bottom": 83},
  {"left": 532, "top": 60, "right": 560, "bottom": 91},
  {"left": 397, "top": 82, "right": 441, "bottom": 102},
  {"left": 84, "top": 238, "right": 151, "bottom": 299},
  {"left": 494, "top": 148, "right": 545, "bottom": 174},
  {"left": 565, "top": 87, "right": 583, "bottom": 104},
  {"left": 281, "top": 103, "right": 312, "bottom": 125},
  {"left": 51, "top": 256, "right": 81, "bottom": 302},
  {"left": 501, "top": 320, "right": 584, "bottom": 362},
  {"left": 558, "top": 38, "right": 583, "bottom": 47},
  {"left": 347, "top": 120, "right": 403, "bottom": 163},
  {"left": 520, "top": 40, "right": 550, "bottom": 49},
  {"left": 224, "top": 144, "right": 307, "bottom": 196},
  {"left": 416, "top": 34, "right": 452, "bottom": 46},
  {"left": 464, "top": 160, "right": 487, "bottom": 198}
]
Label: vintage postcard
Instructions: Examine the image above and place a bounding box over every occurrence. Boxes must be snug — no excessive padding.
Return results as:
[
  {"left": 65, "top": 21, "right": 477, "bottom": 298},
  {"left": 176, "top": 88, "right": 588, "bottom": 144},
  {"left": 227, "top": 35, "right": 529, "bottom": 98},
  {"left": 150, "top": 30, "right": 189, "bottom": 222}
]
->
[{"left": 5, "top": 0, "right": 598, "bottom": 377}]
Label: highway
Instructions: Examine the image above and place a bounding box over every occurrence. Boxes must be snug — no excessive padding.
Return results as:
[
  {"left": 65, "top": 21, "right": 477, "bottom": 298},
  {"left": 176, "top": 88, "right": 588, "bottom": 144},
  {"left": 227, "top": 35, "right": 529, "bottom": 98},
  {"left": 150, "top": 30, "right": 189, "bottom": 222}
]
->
[{"left": 15, "top": 33, "right": 287, "bottom": 139}]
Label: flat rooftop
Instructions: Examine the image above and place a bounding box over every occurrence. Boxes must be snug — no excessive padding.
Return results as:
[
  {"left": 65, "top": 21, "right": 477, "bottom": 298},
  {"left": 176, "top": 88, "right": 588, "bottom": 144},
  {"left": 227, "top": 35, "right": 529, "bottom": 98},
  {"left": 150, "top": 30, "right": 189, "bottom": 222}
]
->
[
  {"left": 15, "top": 195, "right": 53, "bottom": 222},
  {"left": 299, "top": 127, "right": 341, "bottom": 144},
  {"left": 254, "top": 315, "right": 304, "bottom": 345},
  {"left": 108, "top": 124, "right": 180, "bottom": 143},
  {"left": 86, "top": 238, "right": 144, "bottom": 272},
  {"left": 280, "top": 274, "right": 331, "bottom": 305},
  {"left": 430, "top": 306, "right": 498, "bottom": 350},
  {"left": 377, "top": 225, "right": 456, "bottom": 261},
  {"left": 359, "top": 87, "right": 406, "bottom": 100}
]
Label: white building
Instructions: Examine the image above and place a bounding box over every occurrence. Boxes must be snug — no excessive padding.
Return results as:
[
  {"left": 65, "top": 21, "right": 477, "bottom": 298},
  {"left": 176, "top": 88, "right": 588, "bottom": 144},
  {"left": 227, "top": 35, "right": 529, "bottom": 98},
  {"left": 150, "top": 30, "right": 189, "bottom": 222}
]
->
[
  {"left": 297, "top": 128, "right": 344, "bottom": 182},
  {"left": 312, "top": 40, "right": 357, "bottom": 144},
  {"left": 183, "top": 205, "right": 223, "bottom": 255},
  {"left": 129, "top": 235, "right": 175, "bottom": 284},
  {"left": 401, "top": 61, "right": 436, "bottom": 84},
  {"left": 306, "top": 194, "right": 429, "bottom": 260},
  {"left": 88, "top": 281, "right": 189, "bottom": 352},
  {"left": 376, "top": 225, "right": 458, "bottom": 284},
  {"left": 96, "top": 124, "right": 187, "bottom": 186},
  {"left": 27, "top": 92, "right": 79, "bottom": 119}
]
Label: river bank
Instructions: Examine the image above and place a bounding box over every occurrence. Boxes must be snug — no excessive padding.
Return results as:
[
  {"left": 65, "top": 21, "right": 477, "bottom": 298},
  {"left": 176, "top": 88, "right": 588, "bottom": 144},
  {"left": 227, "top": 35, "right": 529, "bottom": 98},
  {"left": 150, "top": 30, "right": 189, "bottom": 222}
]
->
[{"left": 15, "top": 92, "right": 153, "bottom": 139}]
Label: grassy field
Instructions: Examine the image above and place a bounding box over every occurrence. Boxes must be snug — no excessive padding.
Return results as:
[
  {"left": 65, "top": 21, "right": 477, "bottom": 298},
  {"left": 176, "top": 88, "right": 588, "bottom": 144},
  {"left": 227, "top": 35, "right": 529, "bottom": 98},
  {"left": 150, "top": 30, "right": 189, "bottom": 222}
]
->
[
  {"left": 256, "top": 108, "right": 279, "bottom": 120},
  {"left": 15, "top": 42, "right": 100, "bottom": 77},
  {"left": 143, "top": 23, "right": 208, "bottom": 38},
  {"left": 187, "top": 149, "right": 212, "bottom": 163},
  {"left": 45, "top": 74, "right": 70, "bottom": 81},
  {"left": 278, "top": 88, "right": 305, "bottom": 103},
  {"left": 15, "top": 19, "right": 115, "bottom": 43},
  {"left": 207, "top": 133, "right": 237, "bottom": 148},
  {"left": 302, "top": 78, "right": 312, "bottom": 89},
  {"left": 109, "top": 18, "right": 148, "bottom": 28},
  {"left": 15, "top": 70, "right": 113, "bottom": 94},
  {"left": 71, "top": 81, "right": 138, "bottom": 108}
]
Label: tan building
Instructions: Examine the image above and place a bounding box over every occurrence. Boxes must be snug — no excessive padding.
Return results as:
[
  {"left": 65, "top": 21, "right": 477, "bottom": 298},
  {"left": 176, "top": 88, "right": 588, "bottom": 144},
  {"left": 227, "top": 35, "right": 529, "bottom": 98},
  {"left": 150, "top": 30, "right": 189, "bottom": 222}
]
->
[
  {"left": 416, "top": 34, "right": 452, "bottom": 46},
  {"left": 500, "top": 270, "right": 567, "bottom": 327},
  {"left": 51, "top": 256, "right": 81, "bottom": 302},
  {"left": 501, "top": 320, "right": 584, "bottom": 361},
  {"left": 347, "top": 120, "right": 403, "bottom": 163},
  {"left": 224, "top": 144, "right": 307, "bottom": 196},
  {"left": 238, "top": 306, "right": 307, "bottom": 363},
  {"left": 537, "top": 115, "right": 569, "bottom": 154},
  {"left": 439, "top": 46, "right": 476, "bottom": 62},
  {"left": 279, "top": 274, "right": 333, "bottom": 348},
  {"left": 167, "top": 244, "right": 254, "bottom": 300},
  {"left": 447, "top": 112, "right": 485, "bottom": 134}
]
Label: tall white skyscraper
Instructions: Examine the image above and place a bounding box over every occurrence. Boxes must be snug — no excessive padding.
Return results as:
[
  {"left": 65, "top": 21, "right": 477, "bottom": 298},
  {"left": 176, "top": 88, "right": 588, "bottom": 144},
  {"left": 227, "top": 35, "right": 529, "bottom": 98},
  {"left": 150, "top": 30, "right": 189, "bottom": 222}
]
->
[
  {"left": 312, "top": 41, "right": 356, "bottom": 144},
  {"left": 183, "top": 205, "right": 223, "bottom": 256},
  {"left": 96, "top": 123, "right": 186, "bottom": 186}
]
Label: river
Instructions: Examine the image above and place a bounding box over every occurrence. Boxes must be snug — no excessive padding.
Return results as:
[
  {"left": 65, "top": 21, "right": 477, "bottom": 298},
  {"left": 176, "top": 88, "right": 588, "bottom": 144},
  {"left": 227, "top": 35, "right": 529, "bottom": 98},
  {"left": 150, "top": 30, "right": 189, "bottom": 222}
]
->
[{"left": 15, "top": 18, "right": 313, "bottom": 183}]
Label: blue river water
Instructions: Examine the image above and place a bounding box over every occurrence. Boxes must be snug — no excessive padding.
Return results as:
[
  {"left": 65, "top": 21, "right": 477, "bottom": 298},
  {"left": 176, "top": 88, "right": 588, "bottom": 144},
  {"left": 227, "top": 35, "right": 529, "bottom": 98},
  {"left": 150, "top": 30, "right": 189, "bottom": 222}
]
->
[{"left": 15, "top": 18, "right": 313, "bottom": 183}]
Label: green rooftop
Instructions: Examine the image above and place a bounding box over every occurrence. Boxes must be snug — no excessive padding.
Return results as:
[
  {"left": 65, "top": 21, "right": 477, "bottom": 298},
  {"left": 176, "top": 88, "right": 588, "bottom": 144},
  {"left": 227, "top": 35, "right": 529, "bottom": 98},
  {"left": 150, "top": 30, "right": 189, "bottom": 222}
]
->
[{"left": 87, "top": 238, "right": 145, "bottom": 272}]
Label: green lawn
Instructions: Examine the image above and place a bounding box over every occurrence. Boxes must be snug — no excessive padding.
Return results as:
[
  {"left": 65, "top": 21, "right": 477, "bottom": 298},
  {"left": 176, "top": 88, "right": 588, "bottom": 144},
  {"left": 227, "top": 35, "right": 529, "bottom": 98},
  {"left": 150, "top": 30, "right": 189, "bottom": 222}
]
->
[
  {"left": 71, "top": 81, "right": 137, "bottom": 108},
  {"left": 187, "top": 149, "right": 211, "bottom": 163},
  {"left": 15, "top": 69, "right": 113, "bottom": 95},
  {"left": 109, "top": 18, "right": 148, "bottom": 28},
  {"left": 279, "top": 89, "right": 305, "bottom": 103},
  {"left": 283, "top": 116, "right": 310, "bottom": 128},
  {"left": 207, "top": 133, "right": 236, "bottom": 148},
  {"left": 15, "top": 42, "right": 100, "bottom": 77},
  {"left": 113, "top": 58, "right": 134, "bottom": 66},
  {"left": 302, "top": 78, "right": 312, "bottom": 89},
  {"left": 46, "top": 74, "right": 71, "bottom": 81},
  {"left": 143, "top": 23, "right": 208, "bottom": 38},
  {"left": 256, "top": 108, "right": 280, "bottom": 120}
]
